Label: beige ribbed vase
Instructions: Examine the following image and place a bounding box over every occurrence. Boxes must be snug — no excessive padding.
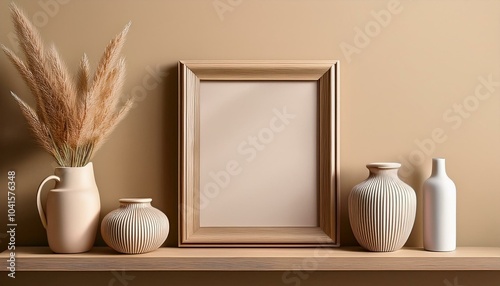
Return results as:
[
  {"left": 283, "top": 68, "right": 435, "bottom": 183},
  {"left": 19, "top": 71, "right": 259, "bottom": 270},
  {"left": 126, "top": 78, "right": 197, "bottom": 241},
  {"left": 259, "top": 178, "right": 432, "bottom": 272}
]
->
[
  {"left": 348, "top": 163, "right": 416, "bottom": 252},
  {"left": 101, "top": 198, "right": 169, "bottom": 254}
]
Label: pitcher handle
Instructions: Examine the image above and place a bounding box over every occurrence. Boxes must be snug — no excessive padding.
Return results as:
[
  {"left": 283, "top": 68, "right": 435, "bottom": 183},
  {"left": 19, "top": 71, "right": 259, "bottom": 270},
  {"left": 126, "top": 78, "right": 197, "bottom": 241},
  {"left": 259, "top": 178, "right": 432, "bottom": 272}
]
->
[{"left": 36, "top": 175, "right": 60, "bottom": 229}]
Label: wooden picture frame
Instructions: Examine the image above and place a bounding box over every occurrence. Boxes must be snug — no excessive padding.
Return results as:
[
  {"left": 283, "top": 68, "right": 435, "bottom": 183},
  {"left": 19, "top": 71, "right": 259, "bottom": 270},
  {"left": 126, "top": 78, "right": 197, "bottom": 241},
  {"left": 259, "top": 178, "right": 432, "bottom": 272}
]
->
[{"left": 178, "top": 60, "right": 339, "bottom": 247}]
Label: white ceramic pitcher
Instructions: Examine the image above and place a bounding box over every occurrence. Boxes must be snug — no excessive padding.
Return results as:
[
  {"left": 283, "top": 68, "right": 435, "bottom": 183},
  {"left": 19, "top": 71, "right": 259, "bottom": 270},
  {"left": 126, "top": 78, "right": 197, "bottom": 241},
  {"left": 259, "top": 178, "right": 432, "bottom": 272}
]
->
[{"left": 36, "top": 162, "right": 100, "bottom": 253}]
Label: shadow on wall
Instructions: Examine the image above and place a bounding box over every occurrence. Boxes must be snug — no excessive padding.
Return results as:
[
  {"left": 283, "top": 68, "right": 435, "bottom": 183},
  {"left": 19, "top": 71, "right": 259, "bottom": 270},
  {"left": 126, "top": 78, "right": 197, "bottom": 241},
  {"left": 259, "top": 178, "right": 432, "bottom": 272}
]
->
[
  {"left": 90, "top": 63, "right": 179, "bottom": 248},
  {"left": 0, "top": 78, "right": 41, "bottom": 169},
  {"left": 339, "top": 166, "right": 357, "bottom": 246},
  {"left": 0, "top": 62, "right": 179, "bottom": 249},
  {"left": 405, "top": 167, "right": 426, "bottom": 247},
  {"left": 0, "top": 75, "right": 52, "bottom": 251},
  {"left": 0, "top": 63, "right": 427, "bottom": 249}
]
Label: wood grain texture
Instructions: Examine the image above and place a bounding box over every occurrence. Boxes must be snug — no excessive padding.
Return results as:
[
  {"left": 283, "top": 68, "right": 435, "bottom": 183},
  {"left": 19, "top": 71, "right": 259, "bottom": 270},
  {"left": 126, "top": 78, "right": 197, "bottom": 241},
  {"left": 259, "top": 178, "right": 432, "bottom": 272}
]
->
[
  {"left": 178, "top": 62, "right": 202, "bottom": 244},
  {"left": 180, "top": 227, "right": 335, "bottom": 246},
  {"left": 180, "top": 60, "right": 334, "bottom": 80},
  {"left": 1, "top": 247, "right": 499, "bottom": 271},
  {"left": 318, "top": 63, "right": 339, "bottom": 244},
  {"left": 178, "top": 60, "right": 339, "bottom": 246}
]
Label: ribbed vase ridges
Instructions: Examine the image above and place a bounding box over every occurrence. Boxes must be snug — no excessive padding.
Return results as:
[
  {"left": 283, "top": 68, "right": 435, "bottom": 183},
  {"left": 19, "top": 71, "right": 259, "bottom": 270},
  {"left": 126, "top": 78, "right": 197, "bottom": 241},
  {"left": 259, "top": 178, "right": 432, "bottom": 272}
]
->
[
  {"left": 349, "top": 164, "right": 416, "bottom": 252},
  {"left": 101, "top": 199, "right": 169, "bottom": 254}
]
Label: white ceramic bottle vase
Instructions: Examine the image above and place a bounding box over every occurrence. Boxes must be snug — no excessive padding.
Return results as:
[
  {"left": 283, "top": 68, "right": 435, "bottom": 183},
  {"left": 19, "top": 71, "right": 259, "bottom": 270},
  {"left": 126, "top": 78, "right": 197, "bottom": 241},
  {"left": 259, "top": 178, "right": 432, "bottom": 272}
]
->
[{"left": 423, "top": 158, "right": 456, "bottom": 251}]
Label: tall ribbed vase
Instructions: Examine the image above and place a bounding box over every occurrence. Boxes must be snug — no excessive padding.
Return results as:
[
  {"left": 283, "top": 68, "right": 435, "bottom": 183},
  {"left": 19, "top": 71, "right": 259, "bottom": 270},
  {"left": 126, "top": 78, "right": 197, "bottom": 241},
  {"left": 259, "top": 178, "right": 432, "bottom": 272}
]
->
[
  {"left": 101, "top": 198, "right": 169, "bottom": 254},
  {"left": 348, "top": 163, "right": 416, "bottom": 252}
]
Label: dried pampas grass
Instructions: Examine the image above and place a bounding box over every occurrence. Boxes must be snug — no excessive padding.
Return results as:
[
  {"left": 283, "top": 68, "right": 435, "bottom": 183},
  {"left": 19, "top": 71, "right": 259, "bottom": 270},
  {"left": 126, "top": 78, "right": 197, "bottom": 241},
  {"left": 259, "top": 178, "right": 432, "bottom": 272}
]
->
[{"left": 2, "top": 3, "right": 133, "bottom": 167}]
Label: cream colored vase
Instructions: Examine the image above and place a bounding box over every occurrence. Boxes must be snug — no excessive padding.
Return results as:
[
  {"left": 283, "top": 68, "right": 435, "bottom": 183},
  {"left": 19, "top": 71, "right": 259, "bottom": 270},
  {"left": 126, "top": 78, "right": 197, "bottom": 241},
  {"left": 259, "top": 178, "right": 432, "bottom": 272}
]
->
[
  {"left": 101, "top": 198, "right": 169, "bottom": 254},
  {"left": 36, "top": 163, "right": 100, "bottom": 253},
  {"left": 348, "top": 163, "right": 416, "bottom": 252}
]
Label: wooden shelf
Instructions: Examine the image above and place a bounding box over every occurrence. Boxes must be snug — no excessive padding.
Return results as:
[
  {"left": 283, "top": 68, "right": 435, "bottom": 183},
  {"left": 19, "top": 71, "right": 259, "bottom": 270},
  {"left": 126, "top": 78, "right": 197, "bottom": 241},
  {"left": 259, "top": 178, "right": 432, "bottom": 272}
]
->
[{"left": 1, "top": 247, "right": 499, "bottom": 272}]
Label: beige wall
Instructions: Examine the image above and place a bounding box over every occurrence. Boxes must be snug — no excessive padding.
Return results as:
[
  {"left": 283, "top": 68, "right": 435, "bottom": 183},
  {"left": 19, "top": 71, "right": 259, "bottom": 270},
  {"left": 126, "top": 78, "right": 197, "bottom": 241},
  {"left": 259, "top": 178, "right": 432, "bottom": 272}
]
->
[{"left": 0, "top": 0, "right": 499, "bottom": 285}]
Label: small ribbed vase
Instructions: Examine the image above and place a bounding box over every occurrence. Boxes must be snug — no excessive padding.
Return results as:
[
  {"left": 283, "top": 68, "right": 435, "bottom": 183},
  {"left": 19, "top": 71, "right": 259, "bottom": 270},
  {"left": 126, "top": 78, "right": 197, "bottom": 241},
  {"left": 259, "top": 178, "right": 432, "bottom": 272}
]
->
[
  {"left": 101, "top": 198, "right": 169, "bottom": 254},
  {"left": 348, "top": 163, "right": 416, "bottom": 252}
]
